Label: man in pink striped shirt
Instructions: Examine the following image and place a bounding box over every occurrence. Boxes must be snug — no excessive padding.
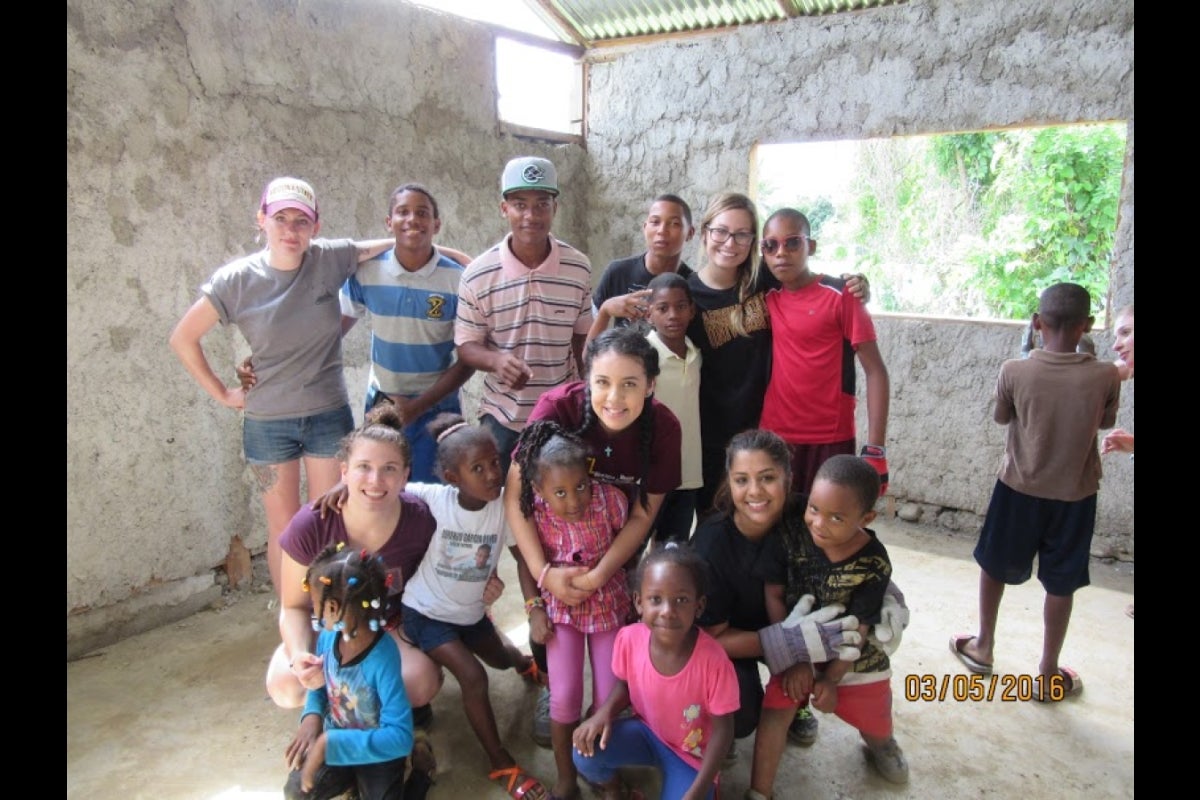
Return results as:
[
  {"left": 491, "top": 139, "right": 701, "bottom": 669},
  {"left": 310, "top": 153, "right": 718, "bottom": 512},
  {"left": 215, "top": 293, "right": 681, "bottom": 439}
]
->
[{"left": 455, "top": 156, "right": 594, "bottom": 470}]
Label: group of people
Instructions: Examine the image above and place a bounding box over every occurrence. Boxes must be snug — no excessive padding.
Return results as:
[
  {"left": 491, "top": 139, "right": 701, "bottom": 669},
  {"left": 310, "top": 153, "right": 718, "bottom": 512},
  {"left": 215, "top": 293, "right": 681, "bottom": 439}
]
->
[{"left": 169, "top": 155, "right": 1130, "bottom": 800}]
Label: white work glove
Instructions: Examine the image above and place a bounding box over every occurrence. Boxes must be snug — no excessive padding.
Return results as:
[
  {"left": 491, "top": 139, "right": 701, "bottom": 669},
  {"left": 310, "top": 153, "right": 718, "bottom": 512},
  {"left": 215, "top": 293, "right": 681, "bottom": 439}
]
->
[
  {"left": 868, "top": 580, "right": 910, "bottom": 656},
  {"left": 759, "top": 594, "right": 862, "bottom": 674}
]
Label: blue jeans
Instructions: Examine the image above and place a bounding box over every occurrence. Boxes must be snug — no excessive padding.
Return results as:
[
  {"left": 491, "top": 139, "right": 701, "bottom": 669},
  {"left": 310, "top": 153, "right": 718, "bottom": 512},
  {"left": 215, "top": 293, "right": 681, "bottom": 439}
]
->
[
  {"left": 572, "top": 717, "right": 716, "bottom": 800},
  {"left": 242, "top": 405, "right": 354, "bottom": 465}
]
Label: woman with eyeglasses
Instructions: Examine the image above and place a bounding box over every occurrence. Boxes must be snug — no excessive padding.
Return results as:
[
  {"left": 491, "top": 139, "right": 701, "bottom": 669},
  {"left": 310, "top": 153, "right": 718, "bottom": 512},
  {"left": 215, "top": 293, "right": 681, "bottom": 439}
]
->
[{"left": 685, "top": 194, "right": 870, "bottom": 519}]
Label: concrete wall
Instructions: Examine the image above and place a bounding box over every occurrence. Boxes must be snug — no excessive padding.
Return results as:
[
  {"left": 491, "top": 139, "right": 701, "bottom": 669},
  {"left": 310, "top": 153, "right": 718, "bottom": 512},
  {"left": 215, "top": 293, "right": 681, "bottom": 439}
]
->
[
  {"left": 67, "top": 0, "right": 1135, "bottom": 656},
  {"left": 66, "top": 0, "right": 588, "bottom": 655},
  {"left": 584, "top": 0, "right": 1134, "bottom": 547}
]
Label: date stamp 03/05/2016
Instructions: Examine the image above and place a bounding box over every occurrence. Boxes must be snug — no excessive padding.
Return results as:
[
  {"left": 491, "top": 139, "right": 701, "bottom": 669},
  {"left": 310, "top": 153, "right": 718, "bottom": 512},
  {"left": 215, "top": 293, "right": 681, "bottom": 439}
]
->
[{"left": 904, "top": 673, "right": 1065, "bottom": 703}]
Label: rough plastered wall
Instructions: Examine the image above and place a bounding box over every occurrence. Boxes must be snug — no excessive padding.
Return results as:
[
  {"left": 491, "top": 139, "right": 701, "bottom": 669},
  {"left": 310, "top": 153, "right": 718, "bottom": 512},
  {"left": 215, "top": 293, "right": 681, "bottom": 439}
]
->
[
  {"left": 583, "top": 0, "right": 1134, "bottom": 554},
  {"left": 66, "top": 0, "right": 587, "bottom": 656}
]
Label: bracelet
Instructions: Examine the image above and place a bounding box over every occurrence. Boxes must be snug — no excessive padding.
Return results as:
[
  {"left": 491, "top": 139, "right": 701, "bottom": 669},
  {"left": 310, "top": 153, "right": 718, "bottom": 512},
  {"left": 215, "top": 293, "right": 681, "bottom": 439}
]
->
[
  {"left": 537, "top": 563, "right": 552, "bottom": 590},
  {"left": 524, "top": 597, "right": 545, "bottom": 616}
]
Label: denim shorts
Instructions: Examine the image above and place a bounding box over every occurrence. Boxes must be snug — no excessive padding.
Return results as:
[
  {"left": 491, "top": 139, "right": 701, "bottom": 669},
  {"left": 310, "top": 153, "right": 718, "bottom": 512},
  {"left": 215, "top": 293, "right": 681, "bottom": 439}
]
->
[
  {"left": 242, "top": 404, "right": 354, "bottom": 465},
  {"left": 401, "top": 602, "right": 496, "bottom": 653}
]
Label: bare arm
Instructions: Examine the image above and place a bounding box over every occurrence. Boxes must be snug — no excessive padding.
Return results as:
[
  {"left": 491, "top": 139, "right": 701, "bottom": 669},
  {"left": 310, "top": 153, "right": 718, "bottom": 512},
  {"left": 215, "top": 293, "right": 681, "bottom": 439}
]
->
[
  {"left": 764, "top": 583, "right": 787, "bottom": 625},
  {"left": 583, "top": 291, "right": 654, "bottom": 349},
  {"left": 685, "top": 712, "right": 733, "bottom": 800},
  {"left": 702, "top": 622, "right": 765, "bottom": 661},
  {"left": 842, "top": 273, "right": 871, "bottom": 303},
  {"left": 572, "top": 333, "right": 587, "bottom": 377},
  {"left": 392, "top": 359, "right": 476, "bottom": 424},
  {"left": 1102, "top": 429, "right": 1134, "bottom": 455},
  {"left": 857, "top": 340, "right": 890, "bottom": 447},
  {"left": 354, "top": 238, "right": 395, "bottom": 262},
  {"left": 584, "top": 304, "right": 615, "bottom": 349},
  {"left": 168, "top": 296, "right": 246, "bottom": 410},
  {"left": 456, "top": 342, "right": 533, "bottom": 390},
  {"left": 435, "top": 245, "right": 473, "bottom": 266},
  {"left": 278, "top": 550, "right": 322, "bottom": 689}
]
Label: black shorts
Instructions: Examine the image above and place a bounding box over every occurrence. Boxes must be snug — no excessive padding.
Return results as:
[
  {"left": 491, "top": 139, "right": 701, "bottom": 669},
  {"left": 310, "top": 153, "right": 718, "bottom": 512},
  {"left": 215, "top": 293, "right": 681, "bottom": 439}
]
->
[{"left": 973, "top": 480, "right": 1096, "bottom": 595}]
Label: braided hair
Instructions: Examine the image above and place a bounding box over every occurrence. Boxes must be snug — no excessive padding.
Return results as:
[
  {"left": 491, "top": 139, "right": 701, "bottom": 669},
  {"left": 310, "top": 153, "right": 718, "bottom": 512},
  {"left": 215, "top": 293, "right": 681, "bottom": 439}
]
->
[
  {"left": 513, "top": 420, "right": 591, "bottom": 518},
  {"left": 303, "top": 542, "right": 391, "bottom": 642},
  {"left": 578, "top": 327, "right": 661, "bottom": 512}
]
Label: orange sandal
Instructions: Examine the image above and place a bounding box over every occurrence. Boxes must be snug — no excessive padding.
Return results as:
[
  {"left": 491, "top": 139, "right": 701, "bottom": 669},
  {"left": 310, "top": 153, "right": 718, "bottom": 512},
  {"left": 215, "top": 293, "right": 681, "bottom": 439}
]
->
[
  {"left": 518, "top": 659, "right": 547, "bottom": 687},
  {"left": 489, "top": 765, "right": 549, "bottom": 800}
]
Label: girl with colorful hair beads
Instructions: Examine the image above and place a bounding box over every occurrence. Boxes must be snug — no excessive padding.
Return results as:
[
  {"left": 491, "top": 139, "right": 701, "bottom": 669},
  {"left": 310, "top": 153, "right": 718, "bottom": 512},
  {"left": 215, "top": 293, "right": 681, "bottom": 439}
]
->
[{"left": 283, "top": 543, "right": 412, "bottom": 800}]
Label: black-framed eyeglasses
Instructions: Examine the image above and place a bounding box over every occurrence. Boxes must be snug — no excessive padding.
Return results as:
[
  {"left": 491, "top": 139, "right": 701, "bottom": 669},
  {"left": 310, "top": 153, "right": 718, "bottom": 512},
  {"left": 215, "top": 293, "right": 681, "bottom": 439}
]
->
[
  {"left": 761, "top": 235, "right": 808, "bottom": 254},
  {"left": 704, "top": 226, "right": 754, "bottom": 246}
]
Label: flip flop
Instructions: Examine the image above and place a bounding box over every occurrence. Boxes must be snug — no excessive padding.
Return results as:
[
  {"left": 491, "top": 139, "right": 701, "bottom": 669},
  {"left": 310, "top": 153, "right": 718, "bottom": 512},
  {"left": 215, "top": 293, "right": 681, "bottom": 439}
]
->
[
  {"left": 489, "top": 765, "right": 549, "bottom": 800},
  {"left": 949, "top": 633, "right": 993, "bottom": 675},
  {"left": 1036, "top": 666, "right": 1083, "bottom": 702}
]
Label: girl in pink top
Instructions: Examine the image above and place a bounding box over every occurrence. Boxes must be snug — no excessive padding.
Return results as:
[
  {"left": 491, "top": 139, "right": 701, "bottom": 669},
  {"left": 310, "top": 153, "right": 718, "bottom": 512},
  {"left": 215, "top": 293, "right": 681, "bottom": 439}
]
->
[
  {"left": 512, "top": 420, "right": 631, "bottom": 800},
  {"left": 573, "top": 543, "right": 738, "bottom": 800}
]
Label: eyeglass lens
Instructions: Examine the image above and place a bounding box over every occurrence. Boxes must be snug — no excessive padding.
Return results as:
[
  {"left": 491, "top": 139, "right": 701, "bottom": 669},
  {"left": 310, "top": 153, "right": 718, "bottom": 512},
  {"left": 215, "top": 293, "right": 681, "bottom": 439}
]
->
[
  {"left": 706, "top": 226, "right": 753, "bottom": 245},
  {"left": 762, "top": 235, "right": 806, "bottom": 254}
]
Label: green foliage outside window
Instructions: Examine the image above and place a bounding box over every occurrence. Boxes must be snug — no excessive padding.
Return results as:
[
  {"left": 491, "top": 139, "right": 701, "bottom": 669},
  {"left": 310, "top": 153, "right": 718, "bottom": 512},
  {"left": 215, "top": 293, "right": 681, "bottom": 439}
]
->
[{"left": 755, "top": 122, "right": 1127, "bottom": 321}]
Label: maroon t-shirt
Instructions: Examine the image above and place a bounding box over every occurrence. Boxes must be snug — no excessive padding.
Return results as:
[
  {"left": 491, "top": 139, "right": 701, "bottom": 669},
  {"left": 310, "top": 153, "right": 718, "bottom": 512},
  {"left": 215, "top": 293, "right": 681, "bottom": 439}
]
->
[
  {"left": 526, "top": 381, "right": 683, "bottom": 502},
  {"left": 279, "top": 493, "right": 437, "bottom": 628}
]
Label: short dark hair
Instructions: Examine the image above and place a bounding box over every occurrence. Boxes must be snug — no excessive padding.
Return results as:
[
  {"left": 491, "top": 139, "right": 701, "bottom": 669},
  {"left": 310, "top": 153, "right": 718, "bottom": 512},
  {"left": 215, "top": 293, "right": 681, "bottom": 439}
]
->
[
  {"left": 388, "top": 182, "right": 439, "bottom": 219},
  {"left": 763, "top": 207, "right": 812, "bottom": 237},
  {"left": 1038, "top": 282, "right": 1091, "bottom": 330},
  {"left": 814, "top": 454, "right": 880, "bottom": 515},
  {"left": 646, "top": 271, "right": 692, "bottom": 301},
  {"left": 651, "top": 193, "right": 693, "bottom": 228}
]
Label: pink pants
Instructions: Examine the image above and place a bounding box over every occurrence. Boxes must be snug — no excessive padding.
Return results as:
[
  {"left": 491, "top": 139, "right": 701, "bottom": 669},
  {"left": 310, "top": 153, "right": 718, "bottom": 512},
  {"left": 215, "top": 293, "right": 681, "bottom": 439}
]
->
[{"left": 546, "top": 623, "right": 619, "bottom": 724}]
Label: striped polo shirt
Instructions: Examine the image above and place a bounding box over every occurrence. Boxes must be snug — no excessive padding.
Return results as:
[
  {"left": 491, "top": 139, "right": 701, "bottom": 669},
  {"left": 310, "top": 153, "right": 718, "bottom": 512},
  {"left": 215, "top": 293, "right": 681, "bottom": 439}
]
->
[
  {"left": 339, "top": 248, "right": 465, "bottom": 397},
  {"left": 455, "top": 233, "right": 593, "bottom": 430}
]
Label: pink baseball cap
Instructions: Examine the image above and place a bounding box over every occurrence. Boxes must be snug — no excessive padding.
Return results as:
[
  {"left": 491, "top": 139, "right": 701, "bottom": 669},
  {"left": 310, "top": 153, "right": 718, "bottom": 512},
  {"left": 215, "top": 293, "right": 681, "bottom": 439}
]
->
[{"left": 261, "top": 177, "right": 318, "bottom": 221}]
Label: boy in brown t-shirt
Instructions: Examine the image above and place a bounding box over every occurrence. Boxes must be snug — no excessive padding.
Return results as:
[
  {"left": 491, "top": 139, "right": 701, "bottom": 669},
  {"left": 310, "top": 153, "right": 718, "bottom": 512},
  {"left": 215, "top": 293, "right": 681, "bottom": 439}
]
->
[{"left": 951, "top": 282, "right": 1121, "bottom": 701}]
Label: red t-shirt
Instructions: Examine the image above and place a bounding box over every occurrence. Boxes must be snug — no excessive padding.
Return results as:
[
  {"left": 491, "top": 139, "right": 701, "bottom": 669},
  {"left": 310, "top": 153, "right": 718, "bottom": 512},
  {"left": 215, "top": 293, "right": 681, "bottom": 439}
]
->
[{"left": 760, "top": 276, "right": 877, "bottom": 444}]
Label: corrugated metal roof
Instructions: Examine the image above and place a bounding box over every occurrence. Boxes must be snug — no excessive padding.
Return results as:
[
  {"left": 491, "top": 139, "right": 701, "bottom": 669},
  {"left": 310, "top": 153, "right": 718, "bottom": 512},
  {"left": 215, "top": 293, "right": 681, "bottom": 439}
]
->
[{"left": 526, "top": 0, "right": 908, "bottom": 46}]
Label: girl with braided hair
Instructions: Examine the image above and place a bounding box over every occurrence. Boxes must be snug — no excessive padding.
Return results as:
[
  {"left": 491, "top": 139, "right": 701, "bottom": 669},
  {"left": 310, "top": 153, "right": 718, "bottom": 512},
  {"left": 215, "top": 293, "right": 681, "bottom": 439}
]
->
[
  {"left": 510, "top": 418, "right": 634, "bottom": 800},
  {"left": 503, "top": 327, "right": 683, "bottom": 754},
  {"left": 283, "top": 543, "right": 412, "bottom": 800}
]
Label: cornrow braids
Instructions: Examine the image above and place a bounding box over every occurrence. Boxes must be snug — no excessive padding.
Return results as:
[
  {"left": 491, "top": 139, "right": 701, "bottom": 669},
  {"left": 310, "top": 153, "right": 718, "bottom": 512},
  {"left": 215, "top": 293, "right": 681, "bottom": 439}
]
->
[
  {"left": 636, "top": 400, "right": 655, "bottom": 512},
  {"left": 576, "top": 384, "right": 598, "bottom": 439},
  {"left": 514, "top": 420, "right": 590, "bottom": 518},
  {"left": 303, "top": 542, "right": 390, "bottom": 642}
]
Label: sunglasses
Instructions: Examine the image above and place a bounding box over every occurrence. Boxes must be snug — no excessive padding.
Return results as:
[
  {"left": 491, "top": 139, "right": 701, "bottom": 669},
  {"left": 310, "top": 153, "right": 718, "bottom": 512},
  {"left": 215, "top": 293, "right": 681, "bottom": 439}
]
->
[{"left": 761, "top": 235, "right": 808, "bottom": 255}]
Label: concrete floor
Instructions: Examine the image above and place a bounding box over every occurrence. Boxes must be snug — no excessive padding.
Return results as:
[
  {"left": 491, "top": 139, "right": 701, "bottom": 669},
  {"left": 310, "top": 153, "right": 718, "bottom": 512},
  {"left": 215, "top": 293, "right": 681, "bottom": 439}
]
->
[{"left": 67, "top": 516, "right": 1134, "bottom": 800}]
